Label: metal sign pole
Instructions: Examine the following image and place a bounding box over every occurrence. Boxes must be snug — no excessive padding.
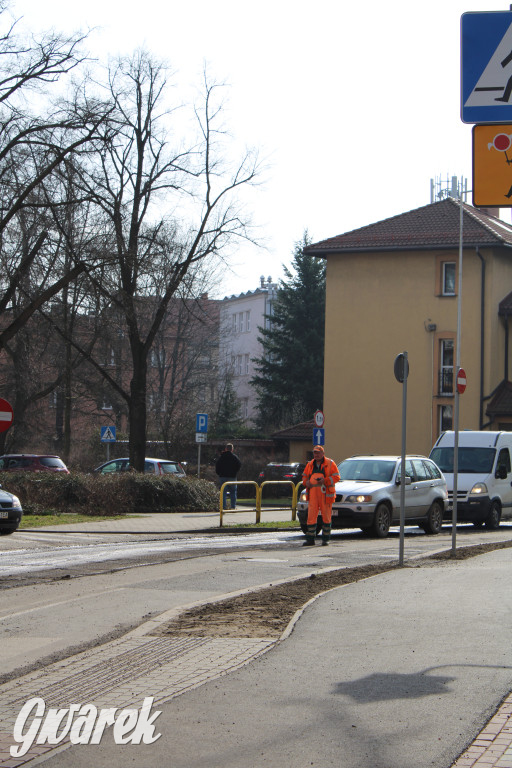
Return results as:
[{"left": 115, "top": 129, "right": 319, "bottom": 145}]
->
[
  {"left": 198, "top": 442, "right": 201, "bottom": 479},
  {"left": 394, "top": 352, "right": 408, "bottom": 567},
  {"left": 452, "top": 196, "right": 464, "bottom": 556},
  {"left": 399, "top": 352, "right": 408, "bottom": 567}
]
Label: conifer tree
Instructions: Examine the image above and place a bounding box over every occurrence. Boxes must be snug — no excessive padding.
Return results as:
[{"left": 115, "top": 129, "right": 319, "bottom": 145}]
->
[{"left": 251, "top": 233, "right": 325, "bottom": 431}]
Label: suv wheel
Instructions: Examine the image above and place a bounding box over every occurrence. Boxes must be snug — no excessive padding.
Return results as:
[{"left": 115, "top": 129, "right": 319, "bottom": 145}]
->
[
  {"left": 371, "top": 503, "right": 391, "bottom": 538},
  {"left": 422, "top": 500, "right": 443, "bottom": 535},
  {"left": 485, "top": 501, "right": 501, "bottom": 530}
]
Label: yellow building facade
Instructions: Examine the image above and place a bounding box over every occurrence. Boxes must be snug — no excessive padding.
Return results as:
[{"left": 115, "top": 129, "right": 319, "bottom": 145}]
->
[{"left": 306, "top": 199, "right": 512, "bottom": 463}]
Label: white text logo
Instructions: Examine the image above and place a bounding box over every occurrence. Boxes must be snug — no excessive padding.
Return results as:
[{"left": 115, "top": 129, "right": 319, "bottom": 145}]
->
[{"left": 11, "top": 696, "right": 162, "bottom": 757}]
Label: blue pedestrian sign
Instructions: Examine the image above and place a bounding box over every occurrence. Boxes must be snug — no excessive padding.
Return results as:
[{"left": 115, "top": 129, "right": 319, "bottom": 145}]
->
[
  {"left": 313, "top": 427, "right": 325, "bottom": 446},
  {"left": 100, "top": 426, "right": 116, "bottom": 443},
  {"left": 196, "top": 413, "right": 208, "bottom": 433},
  {"left": 462, "top": 11, "right": 512, "bottom": 123}
]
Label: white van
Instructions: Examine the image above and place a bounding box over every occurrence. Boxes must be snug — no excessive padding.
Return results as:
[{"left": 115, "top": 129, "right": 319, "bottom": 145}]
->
[{"left": 429, "top": 430, "right": 512, "bottom": 529}]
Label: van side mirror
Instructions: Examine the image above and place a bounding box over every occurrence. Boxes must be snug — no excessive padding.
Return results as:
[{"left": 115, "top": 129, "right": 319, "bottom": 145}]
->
[{"left": 496, "top": 466, "right": 508, "bottom": 479}]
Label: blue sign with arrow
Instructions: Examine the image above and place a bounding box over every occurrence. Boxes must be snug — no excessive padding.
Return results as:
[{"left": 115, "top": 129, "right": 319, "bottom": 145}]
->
[
  {"left": 462, "top": 11, "right": 512, "bottom": 123},
  {"left": 313, "top": 427, "right": 325, "bottom": 446}
]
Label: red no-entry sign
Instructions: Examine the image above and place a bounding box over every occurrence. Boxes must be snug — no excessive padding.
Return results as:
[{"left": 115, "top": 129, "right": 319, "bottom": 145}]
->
[
  {"left": 0, "top": 398, "right": 13, "bottom": 432},
  {"left": 457, "top": 368, "right": 467, "bottom": 395}
]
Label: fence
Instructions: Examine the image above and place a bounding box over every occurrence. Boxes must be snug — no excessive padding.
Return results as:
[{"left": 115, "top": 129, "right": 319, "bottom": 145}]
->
[{"left": 219, "top": 480, "right": 303, "bottom": 526}]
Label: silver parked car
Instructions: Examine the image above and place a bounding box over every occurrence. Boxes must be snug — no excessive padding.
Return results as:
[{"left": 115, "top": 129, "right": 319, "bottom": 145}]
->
[
  {"left": 297, "top": 455, "right": 448, "bottom": 538},
  {"left": 94, "top": 458, "right": 186, "bottom": 476},
  {"left": 0, "top": 485, "right": 23, "bottom": 535}
]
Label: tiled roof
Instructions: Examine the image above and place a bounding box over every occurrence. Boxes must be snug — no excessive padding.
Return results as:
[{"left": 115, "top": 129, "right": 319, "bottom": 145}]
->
[
  {"left": 486, "top": 380, "right": 512, "bottom": 417},
  {"left": 272, "top": 420, "right": 315, "bottom": 441},
  {"left": 305, "top": 198, "right": 512, "bottom": 255}
]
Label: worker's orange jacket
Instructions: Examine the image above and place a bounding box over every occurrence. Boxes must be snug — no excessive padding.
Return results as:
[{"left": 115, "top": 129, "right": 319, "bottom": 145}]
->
[{"left": 302, "top": 457, "right": 340, "bottom": 503}]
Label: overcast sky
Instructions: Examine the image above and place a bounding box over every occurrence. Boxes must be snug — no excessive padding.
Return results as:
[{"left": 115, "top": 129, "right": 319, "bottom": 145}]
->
[{"left": 12, "top": 0, "right": 509, "bottom": 297}]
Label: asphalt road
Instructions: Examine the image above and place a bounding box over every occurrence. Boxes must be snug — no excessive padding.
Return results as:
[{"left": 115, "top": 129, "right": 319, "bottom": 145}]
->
[{"left": 2, "top": 524, "right": 512, "bottom": 681}]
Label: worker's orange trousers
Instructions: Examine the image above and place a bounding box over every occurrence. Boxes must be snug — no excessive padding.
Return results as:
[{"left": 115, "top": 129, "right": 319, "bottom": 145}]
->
[{"left": 307, "top": 486, "right": 333, "bottom": 525}]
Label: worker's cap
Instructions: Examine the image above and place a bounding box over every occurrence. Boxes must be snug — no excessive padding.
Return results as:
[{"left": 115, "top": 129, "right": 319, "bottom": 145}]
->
[{"left": 313, "top": 445, "right": 324, "bottom": 454}]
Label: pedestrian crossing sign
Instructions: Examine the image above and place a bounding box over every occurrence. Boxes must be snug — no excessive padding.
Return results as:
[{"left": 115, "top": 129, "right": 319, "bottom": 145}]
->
[
  {"left": 100, "top": 426, "right": 116, "bottom": 443},
  {"left": 462, "top": 11, "right": 512, "bottom": 123}
]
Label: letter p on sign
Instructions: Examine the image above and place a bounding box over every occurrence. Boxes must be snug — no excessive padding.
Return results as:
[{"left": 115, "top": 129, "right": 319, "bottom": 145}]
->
[{"left": 196, "top": 413, "right": 208, "bottom": 433}]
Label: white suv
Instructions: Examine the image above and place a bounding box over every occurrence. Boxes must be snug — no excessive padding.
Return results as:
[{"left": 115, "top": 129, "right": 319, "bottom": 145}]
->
[{"left": 297, "top": 455, "right": 448, "bottom": 538}]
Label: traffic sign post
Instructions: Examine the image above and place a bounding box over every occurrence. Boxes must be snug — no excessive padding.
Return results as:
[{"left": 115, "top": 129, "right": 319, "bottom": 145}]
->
[
  {"left": 394, "top": 352, "right": 408, "bottom": 566},
  {"left": 313, "top": 427, "right": 325, "bottom": 446},
  {"left": 457, "top": 368, "right": 467, "bottom": 394},
  {"left": 195, "top": 414, "right": 208, "bottom": 478},
  {"left": 100, "top": 425, "right": 116, "bottom": 461},
  {"left": 472, "top": 124, "right": 512, "bottom": 207},
  {"left": 462, "top": 11, "right": 512, "bottom": 124},
  {"left": 0, "top": 398, "right": 13, "bottom": 433}
]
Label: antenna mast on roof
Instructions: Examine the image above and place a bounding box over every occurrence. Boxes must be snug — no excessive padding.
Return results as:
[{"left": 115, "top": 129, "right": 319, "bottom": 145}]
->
[{"left": 430, "top": 175, "right": 468, "bottom": 203}]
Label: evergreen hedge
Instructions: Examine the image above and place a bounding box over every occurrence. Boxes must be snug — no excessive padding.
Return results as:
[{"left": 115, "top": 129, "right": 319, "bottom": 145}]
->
[{"left": 0, "top": 472, "right": 219, "bottom": 516}]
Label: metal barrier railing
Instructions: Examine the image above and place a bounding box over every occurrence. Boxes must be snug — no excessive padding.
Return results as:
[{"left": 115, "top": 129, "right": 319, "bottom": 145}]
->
[{"left": 219, "top": 480, "right": 303, "bottom": 526}]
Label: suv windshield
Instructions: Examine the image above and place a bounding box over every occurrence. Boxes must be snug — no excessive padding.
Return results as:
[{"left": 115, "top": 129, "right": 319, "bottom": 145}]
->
[
  {"left": 430, "top": 447, "right": 495, "bottom": 473},
  {"left": 338, "top": 459, "right": 396, "bottom": 483}
]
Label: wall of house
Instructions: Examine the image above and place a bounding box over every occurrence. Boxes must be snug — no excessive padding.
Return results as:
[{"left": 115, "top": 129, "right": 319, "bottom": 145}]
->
[
  {"left": 322, "top": 245, "right": 512, "bottom": 462},
  {"left": 219, "top": 282, "right": 277, "bottom": 425}
]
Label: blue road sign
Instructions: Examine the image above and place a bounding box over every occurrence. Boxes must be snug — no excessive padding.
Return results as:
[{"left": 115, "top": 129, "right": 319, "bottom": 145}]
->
[
  {"left": 462, "top": 11, "right": 512, "bottom": 123},
  {"left": 196, "top": 413, "right": 208, "bottom": 433},
  {"left": 100, "top": 426, "right": 116, "bottom": 443},
  {"left": 313, "top": 427, "right": 325, "bottom": 446}
]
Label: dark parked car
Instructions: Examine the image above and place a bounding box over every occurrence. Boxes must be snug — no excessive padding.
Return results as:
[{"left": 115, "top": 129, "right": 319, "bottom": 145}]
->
[
  {"left": 0, "top": 485, "right": 23, "bottom": 535},
  {"left": 0, "top": 454, "right": 69, "bottom": 473},
  {"left": 258, "top": 462, "right": 306, "bottom": 496},
  {"left": 94, "top": 458, "right": 186, "bottom": 476}
]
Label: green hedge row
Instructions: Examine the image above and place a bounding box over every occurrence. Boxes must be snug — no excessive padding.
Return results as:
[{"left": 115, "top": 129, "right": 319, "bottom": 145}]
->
[{"left": 0, "top": 472, "right": 219, "bottom": 516}]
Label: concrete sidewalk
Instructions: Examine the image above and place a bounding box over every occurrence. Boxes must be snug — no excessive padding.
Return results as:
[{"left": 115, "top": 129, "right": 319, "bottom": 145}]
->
[
  {"left": 0, "top": 546, "right": 511, "bottom": 767},
  {"left": 20, "top": 507, "right": 296, "bottom": 535}
]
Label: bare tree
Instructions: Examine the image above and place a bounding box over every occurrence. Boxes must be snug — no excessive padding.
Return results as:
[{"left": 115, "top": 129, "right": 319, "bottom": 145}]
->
[
  {"left": 0, "top": 2, "right": 112, "bottom": 350},
  {"left": 72, "top": 51, "right": 259, "bottom": 470}
]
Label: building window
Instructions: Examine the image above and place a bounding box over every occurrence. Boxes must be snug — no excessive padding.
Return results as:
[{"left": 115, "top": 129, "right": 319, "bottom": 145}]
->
[
  {"left": 241, "top": 398, "right": 249, "bottom": 419},
  {"left": 239, "top": 312, "right": 244, "bottom": 333},
  {"left": 244, "top": 354, "right": 249, "bottom": 374},
  {"left": 245, "top": 310, "right": 251, "bottom": 332},
  {"left": 442, "top": 262, "right": 456, "bottom": 295},
  {"left": 237, "top": 355, "right": 242, "bottom": 375},
  {"left": 439, "top": 339, "right": 454, "bottom": 394},
  {"left": 439, "top": 404, "right": 453, "bottom": 431}
]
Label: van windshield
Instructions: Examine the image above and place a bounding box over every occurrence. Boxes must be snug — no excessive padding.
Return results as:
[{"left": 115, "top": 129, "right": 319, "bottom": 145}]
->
[{"left": 430, "top": 447, "right": 495, "bottom": 473}]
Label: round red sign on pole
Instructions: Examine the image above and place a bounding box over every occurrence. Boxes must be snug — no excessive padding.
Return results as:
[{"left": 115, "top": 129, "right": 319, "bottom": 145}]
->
[
  {"left": 0, "top": 398, "right": 13, "bottom": 432},
  {"left": 314, "top": 410, "right": 325, "bottom": 428},
  {"left": 457, "top": 368, "right": 467, "bottom": 395}
]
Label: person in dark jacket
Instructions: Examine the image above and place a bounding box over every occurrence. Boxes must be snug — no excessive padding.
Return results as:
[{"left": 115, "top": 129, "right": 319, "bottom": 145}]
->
[{"left": 215, "top": 443, "right": 242, "bottom": 510}]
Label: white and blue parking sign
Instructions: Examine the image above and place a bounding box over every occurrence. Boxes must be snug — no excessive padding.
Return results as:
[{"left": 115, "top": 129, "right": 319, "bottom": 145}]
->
[
  {"left": 462, "top": 11, "right": 512, "bottom": 123},
  {"left": 196, "top": 413, "right": 208, "bottom": 433}
]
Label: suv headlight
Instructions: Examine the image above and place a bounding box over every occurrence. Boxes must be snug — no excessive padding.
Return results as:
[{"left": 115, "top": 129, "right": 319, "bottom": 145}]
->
[
  {"left": 11, "top": 495, "right": 22, "bottom": 509},
  {"left": 299, "top": 490, "right": 307, "bottom": 501},
  {"left": 345, "top": 494, "right": 372, "bottom": 503},
  {"left": 469, "top": 482, "right": 488, "bottom": 495}
]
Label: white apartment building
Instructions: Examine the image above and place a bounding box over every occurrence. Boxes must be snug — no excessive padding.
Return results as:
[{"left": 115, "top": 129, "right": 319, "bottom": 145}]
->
[{"left": 219, "top": 276, "right": 278, "bottom": 425}]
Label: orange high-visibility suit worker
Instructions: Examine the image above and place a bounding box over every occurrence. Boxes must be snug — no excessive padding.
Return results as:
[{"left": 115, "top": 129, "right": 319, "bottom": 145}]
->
[{"left": 302, "top": 445, "right": 340, "bottom": 546}]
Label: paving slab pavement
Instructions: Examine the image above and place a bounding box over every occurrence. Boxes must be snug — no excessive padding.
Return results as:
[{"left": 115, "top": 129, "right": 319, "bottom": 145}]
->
[{"left": 0, "top": 546, "right": 511, "bottom": 768}]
